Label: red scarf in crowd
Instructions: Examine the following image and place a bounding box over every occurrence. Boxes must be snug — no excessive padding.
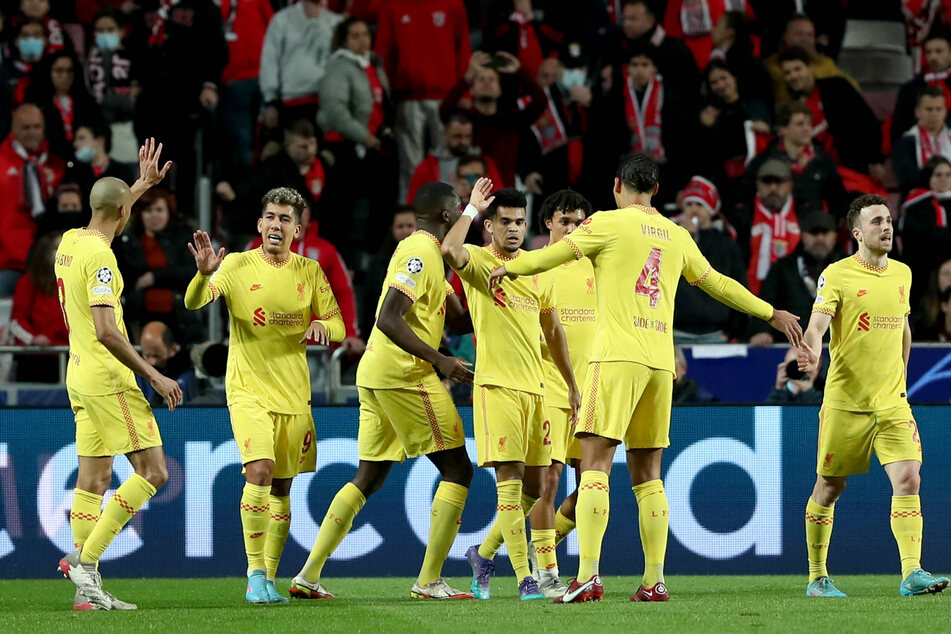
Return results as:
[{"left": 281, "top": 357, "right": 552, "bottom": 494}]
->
[
  {"left": 519, "top": 87, "right": 568, "bottom": 155},
  {"left": 748, "top": 194, "right": 799, "bottom": 294},
  {"left": 53, "top": 95, "right": 74, "bottom": 141},
  {"left": 903, "top": 0, "right": 951, "bottom": 72},
  {"left": 914, "top": 124, "right": 951, "bottom": 167},
  {"left": 902, "top": 188, "right": 950, "bottom": 227},
  {"left": 11, "top": 139, "right": 54, "bottom": 217},
  {"left": 508, "top": 9, "right": 544, "bottom": 78},
  {"left": 623, "top": 70, "right": 666, "bottom": 162},
  {"left": 305, "top": 158, "right": 325, "bottom": 202},
  {"left": 779, "top": 140, "right": 815, "bottom": 175},
  {"left": 149, "top": 0, "right": 180, "bottom": 46},
  {"left": 804, "top": 90, "right": 839, "bottom": 164},
  {"left": 924, "top": 68, "right": 951, "bottom": 104}
]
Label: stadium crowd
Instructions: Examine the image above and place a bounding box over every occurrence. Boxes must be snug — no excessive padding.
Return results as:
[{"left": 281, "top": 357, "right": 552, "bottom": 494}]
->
[{"left": 1, "top": 0, "right": 950, "bottom": 390}]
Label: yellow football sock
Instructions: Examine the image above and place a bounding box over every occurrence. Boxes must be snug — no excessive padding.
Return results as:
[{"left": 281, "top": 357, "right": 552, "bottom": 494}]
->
[
  {"left": 300, "top": 483, "right": 366, "bottom": 583},
  {"left": 70, "top": 489, "right": 102, "bottom": 550},
  {"left": 532, "top": 529, "right": 557, "bottom": 571},
  {"left": 805, "top": 498, "right": 835, "bottom": 582},
  {"left": 492, "top": 480, "right": 532, "bottom": 581},
  {"left": 477, "top": 488, "right": 538, "bottom": 560},
  {"left": 554, "top": 508, "right": 575, "bottom": 545},
  {"left": 576, "top": 471, "right": 610, "bottom": 580},
  {"left": 417, "top": 481, "right": 468, "bottom": 586},
  {"left": 265, "top": 495, "right": 291, "bottom": 581},
  {"left": 239, "top": 482, "right": 271, "bottom": 573},
  {"left": 634, "top": 479, "right": 668, "bottom": 586},
  {"left": 80, "top": 474, "right": 155, "bottom": 564},
  {"left": 890, "top": 495, "right": 923, "bottom": 579}
]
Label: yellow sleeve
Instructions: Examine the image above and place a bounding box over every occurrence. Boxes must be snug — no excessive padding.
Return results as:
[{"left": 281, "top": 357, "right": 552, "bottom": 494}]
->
[
  {"left": 86, "top": 250, "right": 121, "bottom": 308},
  {"left": 694, "top": 268, "right": 774, "bottom": 322},
  {"left": 679, "top": 226, "right": 713, "bottom": 284},
  {"left": 311, "top": 263, "right": 345, "bottom": 342},
  {"left": 185, "top": 255, "right": 233, "bottom": 309},
  {"left": 812, "top": 266, "right": 840, "bottom": 317},
  {"left": 454, "top": 244, "right": 489, "bottom": 283},
  {"left": 388, "top": 245, "right": 436, "bottom": 303},
  {"left": 505, "top": 240, "right": 577, "bottom": 276}
]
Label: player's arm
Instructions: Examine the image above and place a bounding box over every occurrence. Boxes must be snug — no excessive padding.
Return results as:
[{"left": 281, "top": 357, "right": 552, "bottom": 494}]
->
[
  {"left": 797, "top": 311, "right": 832, "bottom": 374},
  {"left": 540, "top": 310, "right": 581, "bottom": 420},
  {"left": 444, "top": 292, "right": 473, "bottom": 335},
  {"left": 376, "top": 288, "right": 474, "bottom": 383},
  {"left": 185, "top": 230, "right": 226, "bottom": 310},
  {"left": 440, "top": 177, "right": 495, "bottom": 270},
  {"left": 303, "top": 263, "right": 346, "bottom": 345},
  {"left": 491, "top": 219, "right": 601, "bottom": 287},
  {"left": 91, "top": 306, "right": 182, "bottom": 410},
  {"left": 903, "top": 316, "right": 912, "bottom": 380},
  {"left": 129, "top": 138, "right": 172, "bottom": 205}
]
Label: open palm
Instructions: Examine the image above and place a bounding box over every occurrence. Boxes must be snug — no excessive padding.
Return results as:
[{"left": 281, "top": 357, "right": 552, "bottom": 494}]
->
[{"left": 188, "top": 230, "right": 225, "bottom": 275}]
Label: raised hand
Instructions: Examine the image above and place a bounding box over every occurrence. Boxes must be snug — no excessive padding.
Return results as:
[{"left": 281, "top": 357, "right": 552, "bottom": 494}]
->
[
  {"left": 188, "top": 230, "right": 225, "bottom": 275},
  {"left": 138, "top": 137, "right": 173, "bottom": 188},
  {"left": 468, "top": 177, "right": 495, "bottom": 213},
  {"left": 768, "top": 310, "right": 802, "bottom": 348}
]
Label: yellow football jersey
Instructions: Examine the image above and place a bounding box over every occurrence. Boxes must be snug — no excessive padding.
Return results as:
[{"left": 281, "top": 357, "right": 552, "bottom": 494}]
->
[
  {"left": 184, "top": 247, "right": 345, "bottom": 415},
  {"left": 357, "top": 230, "right": 453, "bottom": 389},
  {"left": 813, "top": 254, "right": 912, "bottom": 411},
  {"left": 454, "top": 244, "right": 555, "bottom": 395},
  {"left": 541, "top": 256, "right": 596, "bottom": 408},
  {"left": 55, "top": 228, "right": 138, "bottom": 396}
]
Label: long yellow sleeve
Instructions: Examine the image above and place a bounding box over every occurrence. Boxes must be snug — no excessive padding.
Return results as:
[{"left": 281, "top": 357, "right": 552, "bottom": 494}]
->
[
  {"left": 695, "top": 268, "right": 774, "bottom": 322},
  {"left": 505, "top": 240, "right": 577, "bottom": 276},
  {"left": 184, "top": 272, "right": 216, "bottom": 310}
]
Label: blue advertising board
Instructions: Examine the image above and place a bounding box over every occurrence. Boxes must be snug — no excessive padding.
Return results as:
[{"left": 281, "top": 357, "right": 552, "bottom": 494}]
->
[{"left": 1, "top": 406, "right": 950, "bottom": 579}]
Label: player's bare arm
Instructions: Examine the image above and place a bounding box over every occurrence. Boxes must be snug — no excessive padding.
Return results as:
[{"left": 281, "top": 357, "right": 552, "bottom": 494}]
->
[
  {"left": 91, "top": 305, "right": 182, "bottom": 410},
  {"left": 444, "top": 293, "right": 474, "bottom": 335},
  {"left": 768, "top": 310, "right": 804, "bottom": 349},
  {"left": 540, "top": 310, "right": 581, "bottom": 421},
  {"left": 440, "top": 177, "right": 494, "bottom": 269},
  {"left": 798, "top": 311, "right": 832, "bottom": 374},
  {"left": 903, "top": 316, "right": 912, "bottom": 380},
  {"left": 129, "top": 137, "right": 173, "bottom": 205},
  {"left": 376, "top": 288, "right": 474, "bottom": 384}
]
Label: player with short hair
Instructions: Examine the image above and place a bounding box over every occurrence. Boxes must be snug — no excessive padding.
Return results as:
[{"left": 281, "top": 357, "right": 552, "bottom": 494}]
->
[
  {"left": 526, "top": 189, "right": 596, "bottom": 598},
  {"left": 289, "top": 182, "right": 477, "bottom": 601},
  {"left": 57, "top": 139, "right": 183, "bottom": 611},
  {"left": 798, "top": 194, "right": 950, "bottom": 598},
  {"left": 489, "top": 153, "right": 802, "bottom": 603},
  {"left": 185, "top": 187, "right": 345, "bottom": 604},
  {"left": 441, "top": 181, "right": 581, "bottom": 601}
]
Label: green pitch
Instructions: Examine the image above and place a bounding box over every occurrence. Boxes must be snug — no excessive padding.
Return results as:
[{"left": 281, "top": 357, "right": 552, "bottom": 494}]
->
[{"left": 4, "top": 576, "right": 951, "bottom": 632}]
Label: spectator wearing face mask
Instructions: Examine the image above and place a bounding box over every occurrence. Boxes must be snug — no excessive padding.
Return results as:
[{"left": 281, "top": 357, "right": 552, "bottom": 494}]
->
[
  {"left": 14, "top": 0, "right": 72, "bottom": 55},
  {"left": 64, "top": 121, "right": 135, "bottom": 203},
  {"left": 0, "top": 18, "right": 47, "bottom": 134},
  {"left": 83, "top": 8, "right": 140, "bottom": 162}
]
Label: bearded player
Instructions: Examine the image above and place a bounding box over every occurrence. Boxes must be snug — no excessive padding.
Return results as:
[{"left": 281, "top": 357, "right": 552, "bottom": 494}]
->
[
  {"left": 57, "top": 139, "right": 182, "bottom": 611},
  {"left": 289, "top": 182, "right": 477, "bottom": 601},
  {"left": 489, "top": 154, "right": 802, "bottom": 603},
  {"left": 185, "top": 187, "right": 344, "bottom": 604},
  {"left": 798, "top": 194, "right": 949, "bottom": 598}
]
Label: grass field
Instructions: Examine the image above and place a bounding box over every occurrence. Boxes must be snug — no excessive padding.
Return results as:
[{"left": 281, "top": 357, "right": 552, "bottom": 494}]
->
[{"left": 4, "top": 576, "right": 951, "bottom": 632}]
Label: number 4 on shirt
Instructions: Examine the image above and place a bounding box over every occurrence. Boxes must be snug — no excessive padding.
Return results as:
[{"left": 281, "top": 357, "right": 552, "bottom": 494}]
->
[{"left": 635, "top": 248, "right": 663, "bottom": 308}]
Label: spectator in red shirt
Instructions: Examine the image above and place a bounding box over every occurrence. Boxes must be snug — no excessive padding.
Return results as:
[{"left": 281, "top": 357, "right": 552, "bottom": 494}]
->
[
  {"left": 375, "top": 0, "right": 471, "bottom": 199},
  {"left": 483, "top": 0, "right": 563, "bottom": 79},
  {"left": 9, "top": 229, "right": 67, "bottom": 381},
  {"left": 663, "top": 0, "right": 756, "bottom": 69},
  {"left": 217, "top": 0, "right": 273, "bottom": 179},
  {"left": 247, "top": 209, "right": 365, "bottom": 355},
  {"left": 406, "top": 110, "right": 504, "bottom": 204},
  {"left": 0, "top": 103, "right": 65, "bottom": 295},
  {"left": 440, "top": 50, "right": 546, "bottom": 189}
]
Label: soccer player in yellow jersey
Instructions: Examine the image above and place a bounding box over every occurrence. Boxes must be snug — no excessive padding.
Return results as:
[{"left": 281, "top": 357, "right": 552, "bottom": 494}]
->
[
  {"left": 289, "top": 182, "right": 477, "bottom": 601},
  {"left": 441, "top": 181, "right": 581, "bottom": 601},
  {"left": 798, "top": 194, "right": 949, "bottom": 598},
  {"left": 489, "top": 154, "right": 802, "bottom": 603},
  {"left": 526, "top": 190, "right": 596, "bottom": 598},
  {"left": 184, "top": 187, "right": 345, "bottom": 604},
  {"left": 57, "top": 139, "right": 183, "bottom": 611}
]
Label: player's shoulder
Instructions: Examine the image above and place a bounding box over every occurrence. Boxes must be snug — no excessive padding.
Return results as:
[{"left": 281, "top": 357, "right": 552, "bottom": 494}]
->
[
  {"left": 397, "top": 231, "right": 442, "bottom": 263},
  {"left": 887, "top": 258, "right": 912, "bottom": 277},
  {"left": 822, "top": 255, "right": 854, "bottom": 276}
]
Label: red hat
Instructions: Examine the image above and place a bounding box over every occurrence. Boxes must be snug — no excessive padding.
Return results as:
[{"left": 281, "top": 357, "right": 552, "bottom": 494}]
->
[{"left": 682, "top": 176, "right": 721, "bottom": 216}]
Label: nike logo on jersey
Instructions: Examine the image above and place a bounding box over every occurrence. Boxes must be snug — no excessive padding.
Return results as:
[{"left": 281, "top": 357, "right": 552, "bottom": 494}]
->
[
  {"left": 857, "top": 289, "right": 867, "bottom": 297},
  {"left": 250, "top": 284, "right": 262, "bottom": 291},
  {"left": 562, "top": 576, "right": 600, "bottom": 602}
]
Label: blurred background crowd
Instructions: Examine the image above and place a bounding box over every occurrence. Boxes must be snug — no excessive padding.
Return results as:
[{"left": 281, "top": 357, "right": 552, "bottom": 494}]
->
[{"left": 0, "top": 0, "right": 949, "bottom": 400}]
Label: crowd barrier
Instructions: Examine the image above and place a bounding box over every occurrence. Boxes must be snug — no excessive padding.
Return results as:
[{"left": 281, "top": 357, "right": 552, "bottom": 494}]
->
[{"left": 2, "top": 405, "right": 950, "bottom": 579}]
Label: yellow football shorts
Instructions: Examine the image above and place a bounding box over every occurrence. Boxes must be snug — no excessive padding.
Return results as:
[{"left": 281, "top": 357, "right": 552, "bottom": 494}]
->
[
  {"left": 357, "top": 373, "right": 465, "bottom": 462},
  {"left": 474, "top": 384, "right": 551, "bottom": 467},
  {"left": 70, "top": 389, "right": 162, "bottom": 457},
  {"left": 547, "top": 405, "right": 581, "bottom": 464},
  {"left": 816, "top": 404, "right": 923, "bottom": 477},
  {"left": 228, "top": 400, "right": 317, "bottom": 478},
  {"left": 575, "top": 361, "right": 673, "bottom": 449}
]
